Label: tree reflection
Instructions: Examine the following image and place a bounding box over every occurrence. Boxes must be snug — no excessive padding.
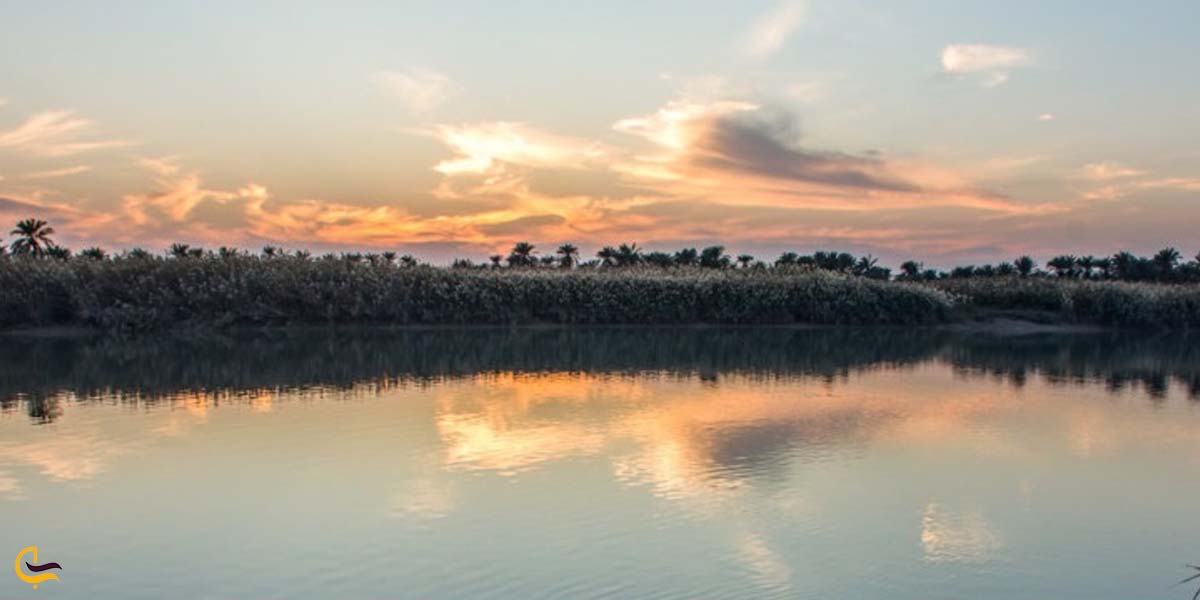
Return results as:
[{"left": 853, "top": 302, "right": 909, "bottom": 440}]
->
[{"left": 1, "top": 327, "right": 1197, "bottom": 423}]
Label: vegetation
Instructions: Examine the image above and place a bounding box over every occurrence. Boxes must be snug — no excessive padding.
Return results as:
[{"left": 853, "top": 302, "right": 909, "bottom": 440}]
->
[{"left": 1, "top": 218, "right": 1198, "bottom": 331}]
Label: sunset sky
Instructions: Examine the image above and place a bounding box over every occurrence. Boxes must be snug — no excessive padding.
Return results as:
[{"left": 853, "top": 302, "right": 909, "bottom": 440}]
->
[{"left": 1, "top": 1, "right": 1196, "bottom": 266}]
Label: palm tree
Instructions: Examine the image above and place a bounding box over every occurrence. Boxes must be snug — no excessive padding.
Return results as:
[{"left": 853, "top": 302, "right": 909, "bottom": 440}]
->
[
  {"left": 169, "top": 243, "right": 192, "bottom": 258},
  {"left": 951, "top": 265, "right": 976, "bottom": 279},
  {"left": 1014, "top": 256, "right": 1036, "bottom": 277},
  {"left": 1177, "top": 565, "right": 1200, "bottom": 600},
  {"left": 1047, "top": 255, "right": 1077, "bottom": 278},
  {"left": 615, "top": 243, "right": 642, "bottom": 267},
  {"left": 596, "top": 246, "right": 618, "bottom": 267},
  {"left": 45, "top": 245, "right": 71, "bottom": 260},
  {"left": 899, "top": 260, "right": 922, "bottom": 280},
  {"left": 699, "top": 246, "right": 729, "bottom": 269},
  {"left": 996, "top": 262, "right": 1016, "bottom": 276},
  {"left": 1153, "top": 247, "right": 1180, "bottom": 279},
  {"left": 736, "top": 254, "right": 755, "bottom": 269},
  {"left": 1077, "top": 255, "right": 1097, "bottom": 279},
  {"left": 508, "top": 242, "right": 536, "bottom": 267},
  {"left": 9, "top": 219, "right": 56, "bottom": 257},
  {"left": 853, "top": 255, "right": 878, "bottom": 276},
  {"left": 262, "top": 245, "right": 280, "bottom": 258},
  {"left": 399, "top": 254, "right": 418, "bottom": 267},
  {"left": 382, "top": 251, "right": 397, "bottom": 264},
  {"left": 556, "top": 243, "right": 579, "bottom": 268},
  {"left": 775, "top": 252, "right": 800, "bottom": 267},
  {"left": 78, "top": 247, "right": 107, "bottom": 260},
  {"left": 1111, "top": 251, "right": 1139, "bottom": 281},
  {"left": 644, "top": 251, "right": 674, "bottom": 268},
  {"left": 673, "top": 248, "right": 699, "bottom": 267},
  {"left": 489, "top": 254, "right": 503, "bottom": 269}
]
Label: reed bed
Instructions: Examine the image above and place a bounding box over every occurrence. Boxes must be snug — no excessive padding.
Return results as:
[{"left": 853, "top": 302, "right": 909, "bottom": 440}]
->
[
  {"left": 934, "top": 277, "right": 1200, "bottom": 328},
  {"left": 0, "top": 255, "right": 952, "bottom": 331}
]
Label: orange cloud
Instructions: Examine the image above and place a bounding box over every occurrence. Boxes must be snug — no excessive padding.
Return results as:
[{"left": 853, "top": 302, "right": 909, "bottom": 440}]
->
[
  {"left": 0, "top": 97, "right": 1160, "bottom": 261},
  {"left": 0, "top": 110, "right": 130, "bottom": 157}
]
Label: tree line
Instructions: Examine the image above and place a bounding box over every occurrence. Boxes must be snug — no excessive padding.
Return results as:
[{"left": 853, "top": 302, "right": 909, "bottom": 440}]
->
[{"left": 7, "top": 218, "right": 1200, "bottom": 283}]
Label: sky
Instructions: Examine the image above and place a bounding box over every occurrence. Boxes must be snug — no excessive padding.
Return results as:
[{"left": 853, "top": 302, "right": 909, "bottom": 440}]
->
[{"left": 0, "top": 0, "right": 1197, "bottom": 266}]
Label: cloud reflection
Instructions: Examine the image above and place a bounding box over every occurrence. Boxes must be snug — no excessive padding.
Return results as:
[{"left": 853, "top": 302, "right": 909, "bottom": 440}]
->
[{"left": 920, "top": 503, "right": 1004, "bottom": 563}]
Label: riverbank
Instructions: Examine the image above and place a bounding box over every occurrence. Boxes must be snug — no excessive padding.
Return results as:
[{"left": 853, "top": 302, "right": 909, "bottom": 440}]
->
[{"left": 1, "top": 256, "right": 1197, "bottom": 332}]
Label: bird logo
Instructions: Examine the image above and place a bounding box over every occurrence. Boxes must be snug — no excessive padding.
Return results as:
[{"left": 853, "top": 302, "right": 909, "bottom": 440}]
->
[{"left": 14, "top": 547, "right": 62, "bottom": 590}]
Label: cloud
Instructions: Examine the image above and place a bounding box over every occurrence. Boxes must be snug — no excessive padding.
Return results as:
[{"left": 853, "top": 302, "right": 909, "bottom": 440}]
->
[
  {"left": 1073, "top": 161, "right": 1200, "bottom": 202},
  {"left": 683, "top": 108, "right": 921, "bottom": 192},
  {"left": 744, "top": 1, "right": 807, "bottom": 59},
  {"left": 0, "top": 193, "right": 116, "bottom": 246},
  {"left": 921, "top": 503, "right": 1003, "bottom": 563},
  {"left": 1037, "top": 113, "right": 1055, "bottom": 122},
  {"left": 121, "top": 157, "right": 250, "bottom": 224},
  {"left": 0, "top": 110, "right": 130, "bottom": 156},
  {"left": 941, "top": 44, "right": 1030, "bottom": 87},
  {"left": 0, "top": 97, "right": 1083, "bottom": 263},
  {"left": 613, "top": 99, "right": 1050, "bottom": 214},
  {"left": 431, "top": 122, "right": 607, "bottom": 176},
  {"left": 372, "top": 68, "right": 457, "bottom": 113},
  {"left": 1078, "top": 161, "right": 1145, "bottom": 180},
  {"left": 941, "top": 44, "right": 1030, "bottom": 73},
  {"left": 19, "top": 165, "right": 91, "bottom": 180}
]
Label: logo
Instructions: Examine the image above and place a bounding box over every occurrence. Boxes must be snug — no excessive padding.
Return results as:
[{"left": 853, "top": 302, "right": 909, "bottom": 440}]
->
[{"left": 14, "top": 547, "right": 61, "bottom": 590}]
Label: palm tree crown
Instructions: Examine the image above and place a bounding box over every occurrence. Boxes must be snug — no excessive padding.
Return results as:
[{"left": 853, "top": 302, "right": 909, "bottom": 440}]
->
[
  {"left": 1153, "top": 247, "right": 1180, "bottom": 276},
  {"left": 556, "top": 243, "right": 579, "bottom": 268},
  {"left": 508, "top": 242, "right": 537, "bottom": 267},
  {"left": 9, "top": 218, "right": 56, "bottom": 257}
]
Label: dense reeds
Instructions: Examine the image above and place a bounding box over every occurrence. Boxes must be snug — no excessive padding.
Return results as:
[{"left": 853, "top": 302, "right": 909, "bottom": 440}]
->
[
  {"left": 0, "top": 254, "right": 954, "bottom": 331},
  {"left": 4, "top": 220, "right": 1198, "bottom": 331},
  {"left": 934, "top": 277, "right": 1200, "bottom": 328},
  {"left": 4, "top": 252, "right": 1200, "bottom": 332}
]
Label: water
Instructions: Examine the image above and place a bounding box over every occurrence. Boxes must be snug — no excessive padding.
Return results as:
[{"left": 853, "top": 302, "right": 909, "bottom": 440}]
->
[{"left": 2, "top": 328, "right": 1198, "bottom": 599}]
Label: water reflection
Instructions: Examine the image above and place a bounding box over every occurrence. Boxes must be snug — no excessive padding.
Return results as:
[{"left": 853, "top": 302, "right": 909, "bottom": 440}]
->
[
  {"left": 2, "top": 328, "right": 1198, "bottom": 423},
  {"left": 1, "top": 328, "right": 1198, "bottom": 599}
]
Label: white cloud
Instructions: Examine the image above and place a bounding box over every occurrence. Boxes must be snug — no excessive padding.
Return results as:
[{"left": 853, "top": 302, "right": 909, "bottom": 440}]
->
[
  {"left": 941, "top": 44, "right": 1030, "bottom": 87},
  {"left": 372, "top": 68, "right": 457, "bottom": 113},
  {"left": 0, "top": 110, "right": 130, "bottom": 156},
  {"left": 941, "top": 44, "right": 1030, "bottom": 73},
  {"left": 921, "top": 503, "right": 1003, "bottom": 563},
  {"left": 1079, "top": 161, "right": 1145, "bottom": 180},
  {"left": 1037, "top": 113, "right": 1055, "bottom": 121},
  {"left": 19, "top": 165, "right": 92, "bottom": 180},
  {"left": 744, "top": 1, "right": 807, "bottom": 59},
  {"left": 431, "top": 122, "right": 606, "bottom": 176}
]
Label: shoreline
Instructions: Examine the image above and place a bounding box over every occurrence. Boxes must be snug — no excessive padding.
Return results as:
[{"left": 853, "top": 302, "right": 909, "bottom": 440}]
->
[{"left": 0, "top": 312, "right": 1111, "bottom": 338}]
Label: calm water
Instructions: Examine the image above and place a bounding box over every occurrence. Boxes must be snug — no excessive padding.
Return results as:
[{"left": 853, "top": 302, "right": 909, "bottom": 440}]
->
[{"left": 2, "top": 328, "right": 1199, "bottom": 599}]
